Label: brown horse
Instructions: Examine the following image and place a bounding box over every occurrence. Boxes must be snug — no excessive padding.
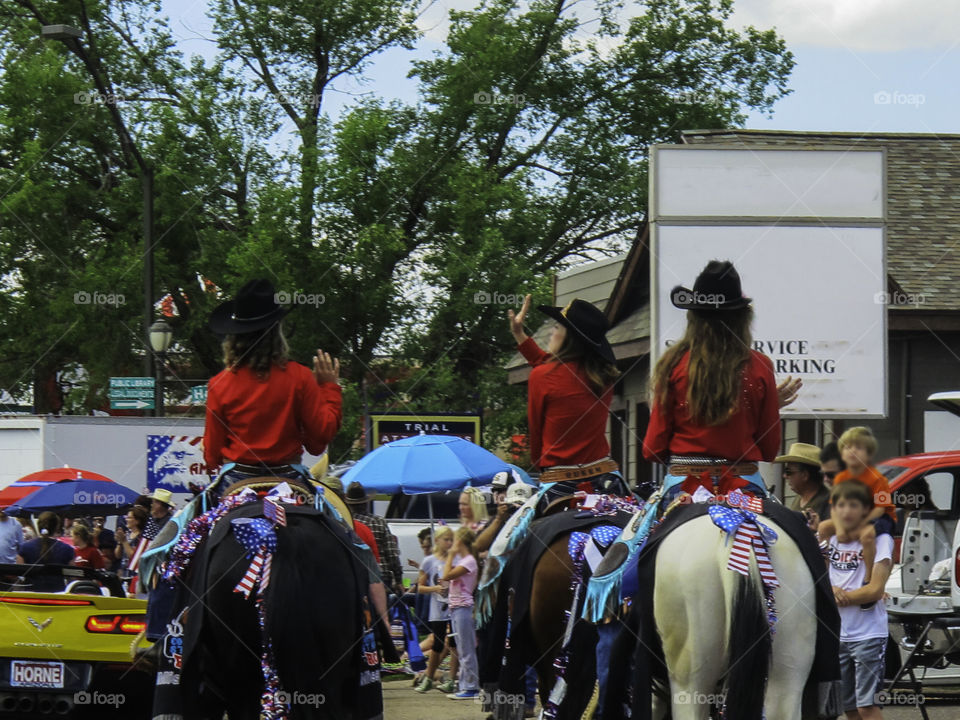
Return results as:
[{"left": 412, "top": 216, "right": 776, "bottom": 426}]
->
[{"left": 483, "top": 497, "right": 628, "bottom": 720}]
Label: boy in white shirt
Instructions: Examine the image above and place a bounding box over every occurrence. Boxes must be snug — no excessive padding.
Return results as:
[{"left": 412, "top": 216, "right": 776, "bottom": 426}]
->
[{"left": 827, "top": 480, "right": 892, "bottom": 720}]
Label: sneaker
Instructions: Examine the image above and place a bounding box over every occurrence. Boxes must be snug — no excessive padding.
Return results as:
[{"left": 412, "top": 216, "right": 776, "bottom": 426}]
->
[
  {"left": 414, "top": 677, "right": 434, "bottom": 693},
  {"left": 447, "top": 690, "right": 479, "bottom": 700},
  {"left": 437, "top": 679, "right": 457, "bottom": 693}
]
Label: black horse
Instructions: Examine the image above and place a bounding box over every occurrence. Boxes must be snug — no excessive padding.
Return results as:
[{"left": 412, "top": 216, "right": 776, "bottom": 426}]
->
[{"left": 176, "top": 501, "right": 381, "bottom": 720}]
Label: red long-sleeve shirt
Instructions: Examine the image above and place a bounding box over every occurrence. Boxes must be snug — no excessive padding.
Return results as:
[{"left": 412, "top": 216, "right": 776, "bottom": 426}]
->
[
  {"left": 203, "top": 361, "right": 342, "bottom": 469},
  {"left": 519, "top": 337, "right": 612, "bottom": 470},
  {"left": 642, "top": 350, "right": 781, "bottom": 465}
]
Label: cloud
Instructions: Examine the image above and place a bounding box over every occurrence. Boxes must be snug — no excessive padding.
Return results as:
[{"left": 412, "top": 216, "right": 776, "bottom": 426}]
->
[
  {"left": 417, "top": 0, "right": 959, "bottom": 53},
  {"left": 730, "top": 0, "right": 960, "bottom": 51}
]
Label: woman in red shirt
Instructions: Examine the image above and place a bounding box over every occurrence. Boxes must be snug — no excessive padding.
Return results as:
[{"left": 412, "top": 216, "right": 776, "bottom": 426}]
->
[
  {"left": 71, "top": 524, "right": 106, "bottom": 570},
  {"left": 643, "top": 260, "right": 792, "bottom": 505},
  {"left": 204, "top": 279, "right": 342, "bottom": 488},
  {"left": 509, "top": 295, "right": 627, "bottom": 500}
]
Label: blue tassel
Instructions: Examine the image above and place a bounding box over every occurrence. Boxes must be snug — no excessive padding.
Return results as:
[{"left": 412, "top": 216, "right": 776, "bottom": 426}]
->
[
  {"left": 505, "top": 482, "right": 555, "bottom": 553},
  {"left": 581, "top": 492, "right": 661, "bottom": 622},
  {"left": 506, "top": 508, "right": 534, "bottom": 552}
]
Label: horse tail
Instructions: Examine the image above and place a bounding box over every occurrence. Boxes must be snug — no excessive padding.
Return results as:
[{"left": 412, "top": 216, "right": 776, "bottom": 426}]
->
[
  {"left": 266, "top": 513, "right": 365, "bottom": 715},
  {"left": 725, "top": 571, "right": 771, "bottom": 720}
]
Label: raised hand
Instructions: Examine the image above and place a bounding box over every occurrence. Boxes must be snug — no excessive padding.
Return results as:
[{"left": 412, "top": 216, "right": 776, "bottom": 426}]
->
[
  {"left": 777, "top": 375, "right": 802, "bottom": 408},
  {"left": 312, "top": 348, "right": 340, "bottom": 385},
  {"left": 508, "top": 294, "right": 532, "bottom": 343}
]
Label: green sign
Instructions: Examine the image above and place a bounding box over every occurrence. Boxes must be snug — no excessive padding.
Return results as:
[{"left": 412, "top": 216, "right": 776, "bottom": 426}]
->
[
  {"left": 109, "top": 377, "right": 155, "bottom": 410},
  {"left": 190, "top": 385, "right": 208, "bottom": 404},
  {"left": 111, "top": 398, "right": 155, "bottom": 410}
]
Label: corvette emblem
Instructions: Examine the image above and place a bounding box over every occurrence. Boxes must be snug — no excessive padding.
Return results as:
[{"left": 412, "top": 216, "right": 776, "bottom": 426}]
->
[{"left": 27, "top": 617, "right": 53, "bottom": 632}]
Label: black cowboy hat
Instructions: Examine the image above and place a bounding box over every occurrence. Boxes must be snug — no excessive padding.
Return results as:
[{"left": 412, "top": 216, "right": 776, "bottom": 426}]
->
[
  {"left": 344, "top": 481, "right": 375, "bottom": 505},
  {"left": 537, "top": 298, "right": 616, "bottom": 364},
  {"left": 209, "top": 278, "right": 291, "bottom": 335},
  {"left": 670, "top": 260, "right": 752, "bottom": 312}
]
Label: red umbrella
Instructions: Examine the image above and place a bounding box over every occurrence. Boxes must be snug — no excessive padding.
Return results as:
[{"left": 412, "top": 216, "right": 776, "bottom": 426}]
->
[{"left": 0, "top": 467, "right": 114, "bottom": 509}]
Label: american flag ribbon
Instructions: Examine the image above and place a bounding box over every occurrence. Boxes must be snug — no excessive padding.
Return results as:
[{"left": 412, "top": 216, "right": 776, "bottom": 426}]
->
[
  {"left": 258, "top": 553, "right": 272, "bottom": 596},
  {"left": 708, "top": 505, "right": 779, "bottom": 590},
  {"left": 234, "top": 549, "right": 265, "bottom": 598}
]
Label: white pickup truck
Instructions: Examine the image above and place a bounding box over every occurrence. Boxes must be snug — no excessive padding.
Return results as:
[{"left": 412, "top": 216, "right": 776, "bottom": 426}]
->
[{"left": 884, "top": 392, "right": 960, "bottom": 687}]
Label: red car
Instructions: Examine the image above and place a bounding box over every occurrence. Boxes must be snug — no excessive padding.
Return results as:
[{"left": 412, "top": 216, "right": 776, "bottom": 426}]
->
[{"left": 876, "top": 450, "right": 960, "bottom": 561}]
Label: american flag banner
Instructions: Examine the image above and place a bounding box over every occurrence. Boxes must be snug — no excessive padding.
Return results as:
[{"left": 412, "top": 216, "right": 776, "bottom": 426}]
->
[
  {"left": 147, "top": 434, "right": 207, "bottom": 491},
  {"left": 263, "top": 497, "right": 287, "bottom": 527}
]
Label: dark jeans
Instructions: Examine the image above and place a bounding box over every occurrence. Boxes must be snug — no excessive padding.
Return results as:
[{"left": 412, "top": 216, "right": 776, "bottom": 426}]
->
[{"left": 146, "top": 580, "right": 180, "bottom": 641}]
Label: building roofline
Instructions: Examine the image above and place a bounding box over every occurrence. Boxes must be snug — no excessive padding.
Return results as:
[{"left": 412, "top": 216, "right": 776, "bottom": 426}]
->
[{"left": 681, "top": 128, "right": 960, "bottom": 141}]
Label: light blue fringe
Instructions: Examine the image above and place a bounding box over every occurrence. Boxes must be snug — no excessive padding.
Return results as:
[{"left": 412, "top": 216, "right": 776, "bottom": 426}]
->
[
  {"left": 581, "top": 492, "right": 661, "bottom": 622},
  {"left": 476, "top": 483, "right": 555, "bottom": 627}
]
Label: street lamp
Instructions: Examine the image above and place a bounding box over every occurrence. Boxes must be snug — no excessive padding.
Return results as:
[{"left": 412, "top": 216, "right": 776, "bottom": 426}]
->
[
  {"left": 40, "top": 24, "right": 156, "bottom": 409},
  {"left": 40, "top": 25, "right": 81, "bottom": 41},
  {"left": 149, "top": 320, "right": 173, "bottom": 416}
]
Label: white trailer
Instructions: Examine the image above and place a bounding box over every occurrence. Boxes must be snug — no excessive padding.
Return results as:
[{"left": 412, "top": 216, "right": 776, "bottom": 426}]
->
[{"left": 0, "top": 415, "right": 206, "bottom": 503}]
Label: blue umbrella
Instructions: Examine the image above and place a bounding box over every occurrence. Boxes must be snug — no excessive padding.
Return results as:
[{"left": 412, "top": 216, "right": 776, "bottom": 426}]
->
[
  {"left": 342, "top": 434, "right": 510, "bottom": 494},
  {"left": 5, "top": 479, "right": 140, "bottom": 517}
]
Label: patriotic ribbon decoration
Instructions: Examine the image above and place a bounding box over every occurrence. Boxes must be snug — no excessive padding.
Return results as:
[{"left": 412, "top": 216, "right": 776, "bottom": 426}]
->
[
  {"left": 231, "top": 518, "right": 278, "bottom": 598},
  {"left": 707, "top": 504, "right": 779, "bottom": 589}
]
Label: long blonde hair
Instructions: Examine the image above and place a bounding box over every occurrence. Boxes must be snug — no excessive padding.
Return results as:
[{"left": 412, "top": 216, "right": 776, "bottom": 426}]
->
[
  {"left": 221, "top": 323, "right": 289, "bottom": 379},
  {"left": 454, "top": 526, "right": 478, "bottom": 566},
  {"left": 432, "top": 526, "right": 454, "bottom": 559},
  {"left": 460, "top": 487, "right": 489, "bottom": 525},
  {"left": 652, "top": 306, "right": 754, "bottom": 426}
]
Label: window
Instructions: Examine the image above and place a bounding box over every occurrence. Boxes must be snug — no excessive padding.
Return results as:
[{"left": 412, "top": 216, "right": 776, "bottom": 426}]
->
[{"left": 899, "top": 470, "right": 959, "bottom": 513}]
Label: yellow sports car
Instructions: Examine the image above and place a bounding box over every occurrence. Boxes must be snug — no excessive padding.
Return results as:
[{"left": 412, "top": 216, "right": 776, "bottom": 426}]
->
[{"left": 0, "top": 563, "right": 153, "bottom": 718}]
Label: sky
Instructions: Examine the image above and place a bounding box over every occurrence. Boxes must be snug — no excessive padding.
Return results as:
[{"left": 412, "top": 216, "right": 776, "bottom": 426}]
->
[{"left": 159, "top": 0, "right": 960, "bottom": 135}]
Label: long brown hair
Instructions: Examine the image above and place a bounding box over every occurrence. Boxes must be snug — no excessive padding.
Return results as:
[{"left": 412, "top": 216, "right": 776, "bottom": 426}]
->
[
  {"left": 552, "top": 328, "right": 620, "bottom": 394},
  {"left": 652, "top": 306, "right": 754, "bottom": 426},
  {"left": 221, "top": 322, "right": 289, "bottom": 379},
  {"left": 35, "top": 511, "right": 61, "bottom": 561}
]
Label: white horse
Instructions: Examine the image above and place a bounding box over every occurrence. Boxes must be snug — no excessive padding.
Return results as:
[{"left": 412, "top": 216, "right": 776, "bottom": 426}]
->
[{"left": 613, "top": 512, "right": 819, "bottom": 720}]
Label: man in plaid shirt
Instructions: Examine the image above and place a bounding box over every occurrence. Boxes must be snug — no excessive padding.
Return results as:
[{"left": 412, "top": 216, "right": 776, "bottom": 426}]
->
[{"left": 345, "top": 482, "right": 404, "bottom": 593}]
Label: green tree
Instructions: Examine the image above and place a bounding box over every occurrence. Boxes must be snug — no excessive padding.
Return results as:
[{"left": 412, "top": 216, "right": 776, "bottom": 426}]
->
[{"left": 0, "top": 0, "right": 792, "bottom": 462}]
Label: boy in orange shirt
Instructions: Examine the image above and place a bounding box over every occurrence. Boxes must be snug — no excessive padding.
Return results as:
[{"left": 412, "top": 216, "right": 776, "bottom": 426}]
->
[{"left": 818, "top": 426, "right": 896, "bottom": 587}]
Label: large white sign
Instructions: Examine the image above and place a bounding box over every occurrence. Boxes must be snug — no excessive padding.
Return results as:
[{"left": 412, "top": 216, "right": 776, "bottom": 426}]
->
[{"left": 651, "top": 145, "right": 887, "bottom": 418}]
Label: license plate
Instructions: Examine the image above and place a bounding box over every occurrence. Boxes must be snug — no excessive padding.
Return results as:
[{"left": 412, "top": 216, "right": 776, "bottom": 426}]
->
[{"left": 10, "top": 660, "right": 65, "bottom": 688}]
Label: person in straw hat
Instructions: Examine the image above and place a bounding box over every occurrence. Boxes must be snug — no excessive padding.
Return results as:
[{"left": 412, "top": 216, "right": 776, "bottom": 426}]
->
[{"left": 776, "top": 442, "right": 830, "bottom": 531}]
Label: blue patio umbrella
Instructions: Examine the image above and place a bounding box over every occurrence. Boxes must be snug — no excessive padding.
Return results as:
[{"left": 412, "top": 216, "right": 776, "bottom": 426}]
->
[
  {"left": 5, "top": 479, "right": 140, "bottom": 517},
  {"left": 342, "top": 433, "right": 512, "bottom": 494}
]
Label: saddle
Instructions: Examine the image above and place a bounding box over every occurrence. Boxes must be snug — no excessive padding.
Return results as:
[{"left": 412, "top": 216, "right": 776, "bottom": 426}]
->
[{"left": 221, "top": 475, "right": 353, "bottom": 528}]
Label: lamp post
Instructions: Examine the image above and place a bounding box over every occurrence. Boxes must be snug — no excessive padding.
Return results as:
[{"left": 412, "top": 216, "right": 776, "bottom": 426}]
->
[
  {"left": 149, "top": 320, "right": 173, "bottom": 417},
  {"left": 40, "top": 24, "right": 156, "bottom": 396}
]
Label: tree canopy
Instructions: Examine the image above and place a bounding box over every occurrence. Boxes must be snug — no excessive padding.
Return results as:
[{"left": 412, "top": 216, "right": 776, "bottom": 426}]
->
[{"left": 0, "top": 0, "right": 793, "bottom": 461}]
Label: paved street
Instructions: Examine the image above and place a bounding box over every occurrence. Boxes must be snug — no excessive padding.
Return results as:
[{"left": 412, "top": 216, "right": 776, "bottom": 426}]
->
[{"left": 381, "top": 676, "right": 959, "bottom": 720}]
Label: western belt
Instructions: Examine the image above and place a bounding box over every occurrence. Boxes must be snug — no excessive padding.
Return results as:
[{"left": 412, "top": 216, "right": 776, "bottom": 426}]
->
[
  {"left": 539, "top": 459, "right": 619, "bottom": 484},
  {"left": 668, "top": 462, "right": 758, "bottom": 477},
  {"left": 233, "top": 462, "right": 298, "bottom": 475}
]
